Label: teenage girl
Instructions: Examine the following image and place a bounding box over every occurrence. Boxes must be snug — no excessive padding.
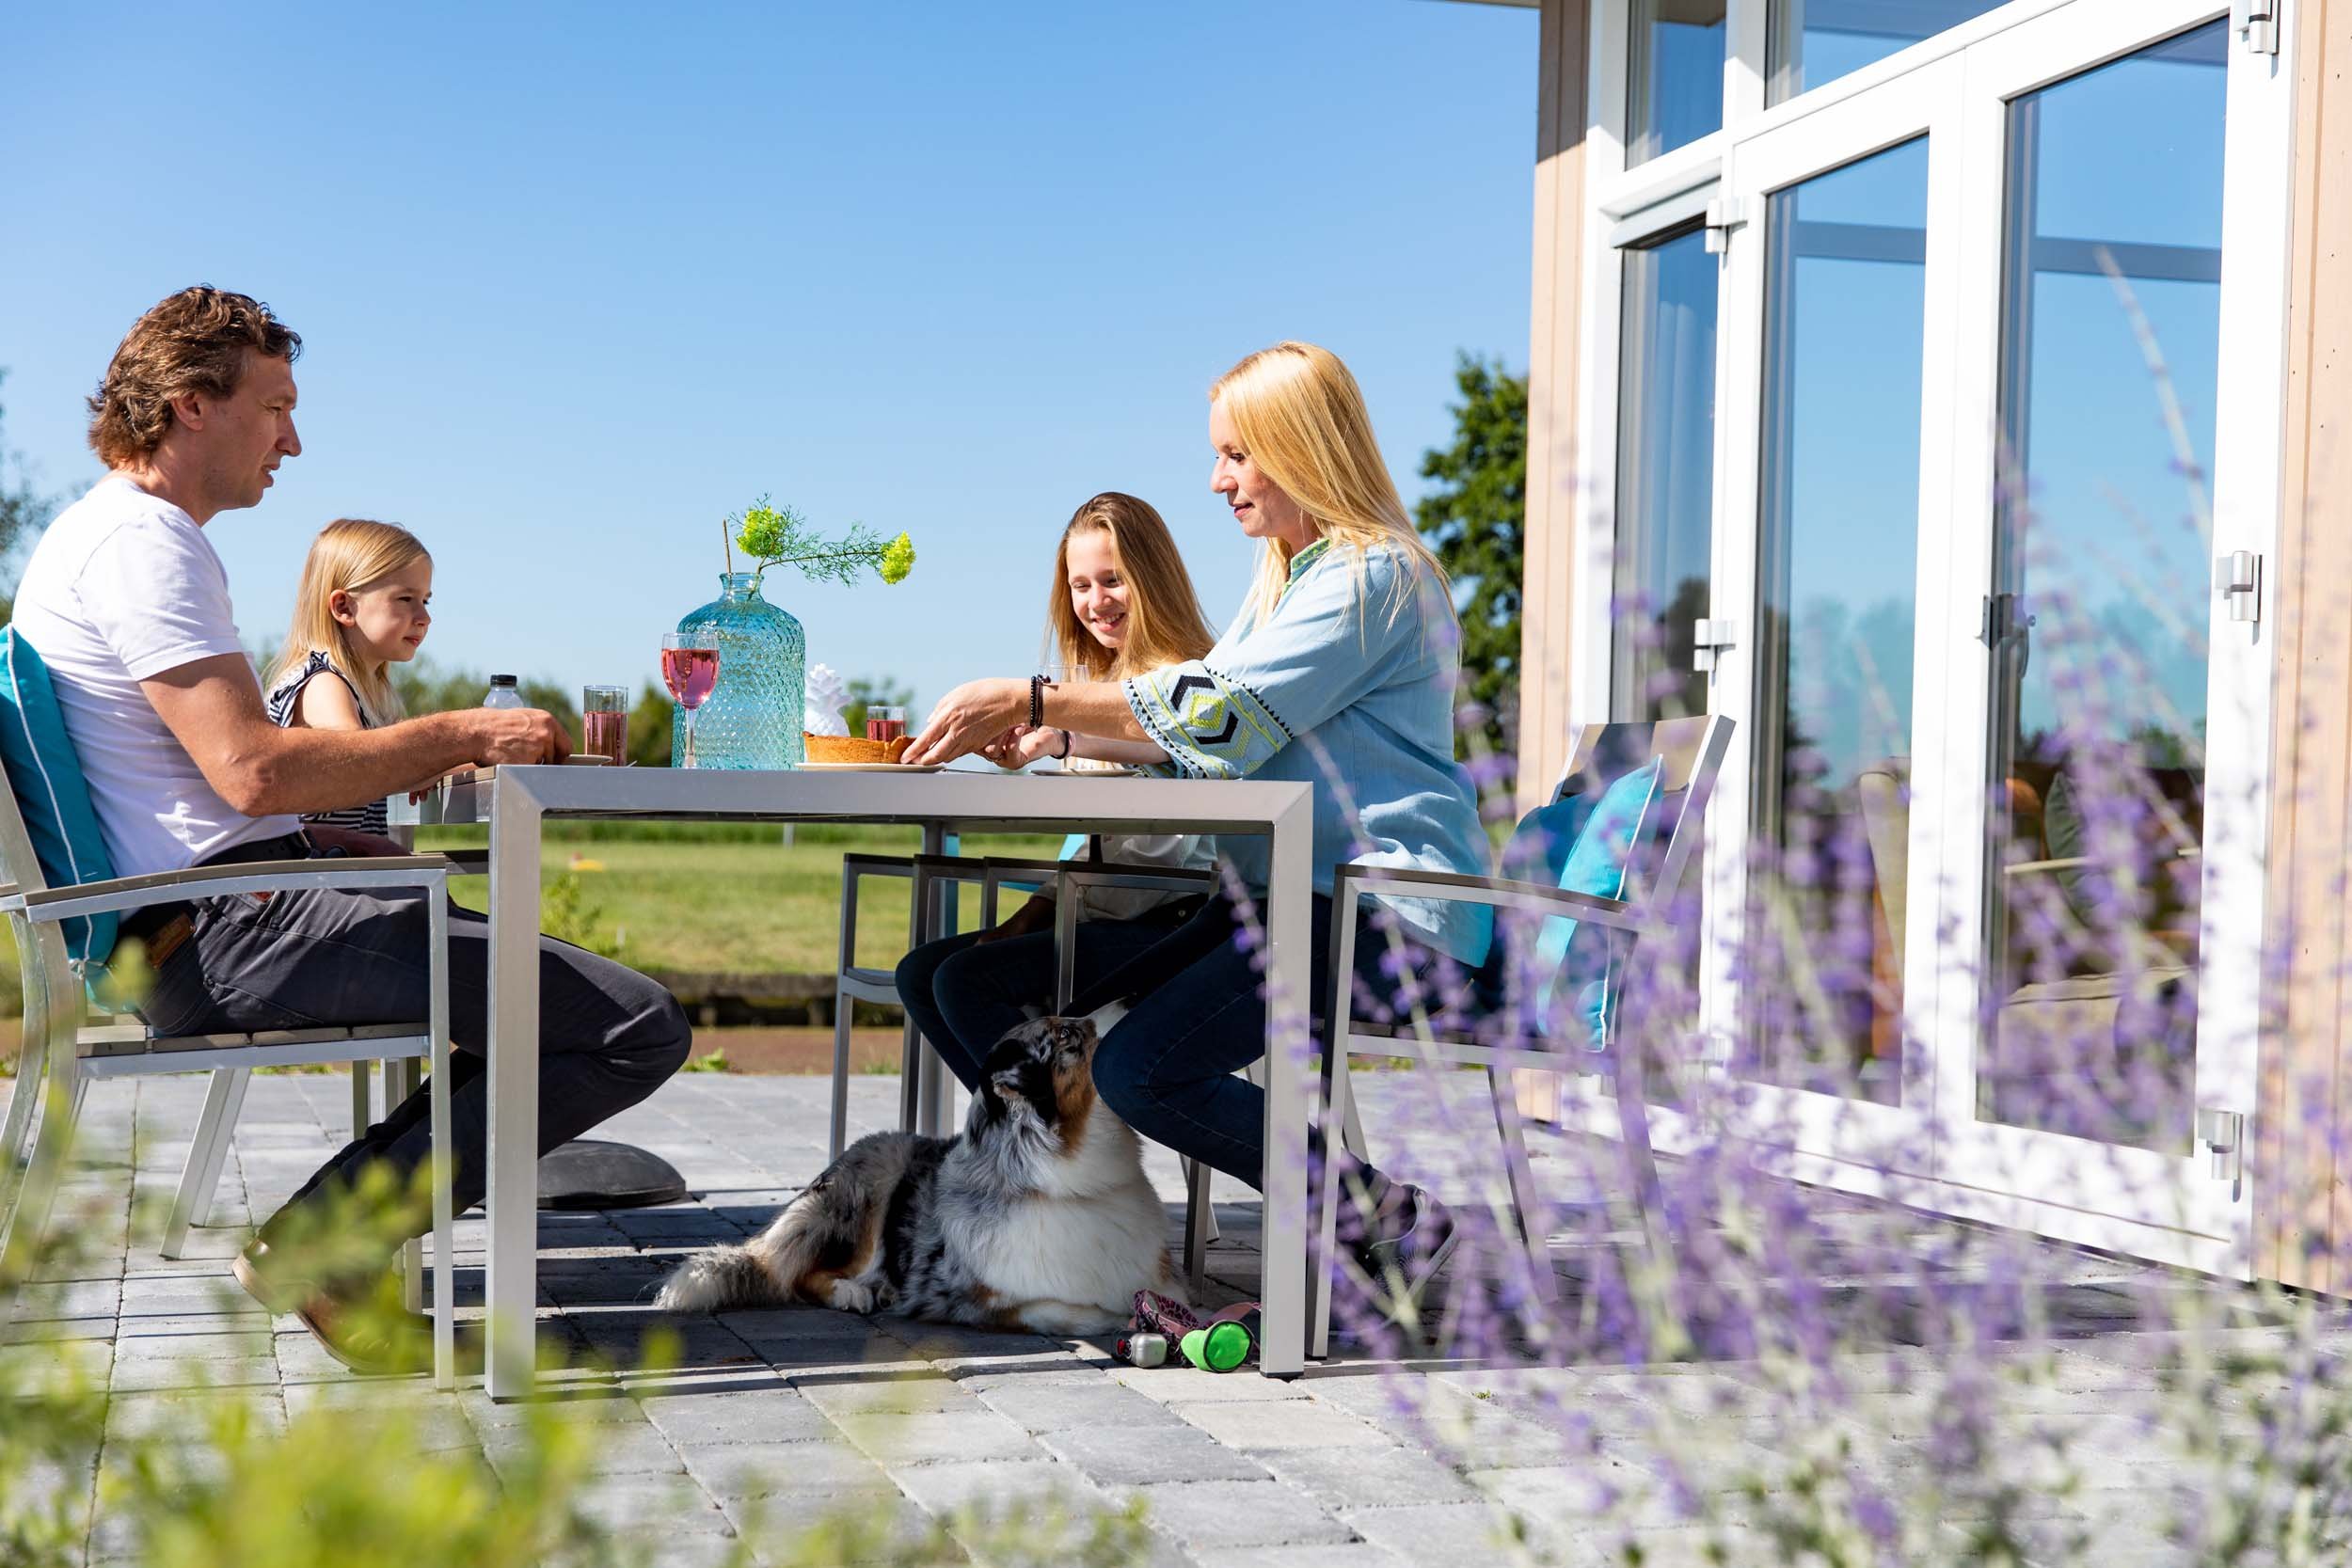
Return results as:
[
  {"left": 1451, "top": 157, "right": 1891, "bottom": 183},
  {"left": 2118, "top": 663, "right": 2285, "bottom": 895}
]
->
[
  {"left": 896, "top": 491, "right": 1220, "bottom": 1086},
  {"left": 262, "top": 518, "right": 434, "bottom": 839}
]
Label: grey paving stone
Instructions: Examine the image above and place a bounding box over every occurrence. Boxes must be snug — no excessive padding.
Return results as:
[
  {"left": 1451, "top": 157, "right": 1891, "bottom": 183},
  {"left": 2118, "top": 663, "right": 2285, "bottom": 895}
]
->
[
  {"left": 1253, "top": 1444, "right": 1482, "bottom": 1511},
  {"left": 832, "top": 1406, "right": 1039, "bottom": 1466},
  {"left": 1039, "top": 1423, "right": 1272, "bottom": 1486},
  {"left": 976, "top": 1378, "right": 1185, "bottom": 1433},
  {"left": 482, "top": 1418, "right": 687, "bottom": 1477},
  {"left": 802, "top": 1371, "right": 971, "bottom": 1417},
  {"left": 1338, "top": 1503, "right": 1524, "bottom": 1567},
  {"left": 1119, "top": 1480, "right": 1356, "bottom": 1551},
  {"left": 1189, "top": 1546, "right": 1410, "bottom": 1568},
  {"left": 569, "top": 1471, "right": 730, "bottom": 1533},
  {"left": 889, "top": 1455, "right": 1105, "bottom": 1516},
  {"left": 678, "top": 1437, "right": 892, "bottom": 1500},
  {"left": 1177, "top": 1401, "right": 1394, "bottom": 1452},
  {"left": 640, "top": 1385, "right": 834, "bottom": 1446}
]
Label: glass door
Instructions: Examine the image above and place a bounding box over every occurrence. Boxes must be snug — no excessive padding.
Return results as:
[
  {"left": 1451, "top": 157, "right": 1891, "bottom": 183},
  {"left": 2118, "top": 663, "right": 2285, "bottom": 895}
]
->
[
  {"left": 1706, "top": 55, "right": 1966, "bottom": 1178},
  {"left": 1927, "top": 0, "right": 2287, "bottom": 1271}
]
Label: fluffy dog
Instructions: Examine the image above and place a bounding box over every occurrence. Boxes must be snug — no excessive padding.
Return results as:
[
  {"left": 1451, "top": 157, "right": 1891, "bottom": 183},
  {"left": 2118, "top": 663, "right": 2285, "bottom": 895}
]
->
[{"left": 655, "top": 1014, "right": 1184, "bottom": 1334}]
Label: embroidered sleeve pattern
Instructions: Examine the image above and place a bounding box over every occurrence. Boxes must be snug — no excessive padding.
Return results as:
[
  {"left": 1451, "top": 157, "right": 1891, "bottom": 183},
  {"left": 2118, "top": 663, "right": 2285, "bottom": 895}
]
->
[{"left": 1123, "top": 663, "right": 1292, "bottom": 781}]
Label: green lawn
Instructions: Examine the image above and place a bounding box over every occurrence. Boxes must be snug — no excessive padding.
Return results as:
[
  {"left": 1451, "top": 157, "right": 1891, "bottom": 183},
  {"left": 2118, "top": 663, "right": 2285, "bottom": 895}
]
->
[{"left": 0, "top": 827, "right": 1068, "bottom": 1022}]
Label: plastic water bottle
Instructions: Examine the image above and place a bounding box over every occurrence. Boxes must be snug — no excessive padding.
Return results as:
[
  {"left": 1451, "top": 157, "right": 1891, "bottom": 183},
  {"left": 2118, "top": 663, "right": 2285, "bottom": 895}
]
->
[{"left": 482, "top": 674, "right": 525, "bottom": 710}]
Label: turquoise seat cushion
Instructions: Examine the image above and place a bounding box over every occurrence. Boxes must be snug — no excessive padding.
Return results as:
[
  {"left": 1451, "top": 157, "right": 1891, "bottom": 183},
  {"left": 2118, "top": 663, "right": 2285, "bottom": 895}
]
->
[
  {"left": 0, "top": 628, "right": 120, "bottom": 967},
  {"left": 1504, "top": 758, "right": 1661, "bottom": 1047}
]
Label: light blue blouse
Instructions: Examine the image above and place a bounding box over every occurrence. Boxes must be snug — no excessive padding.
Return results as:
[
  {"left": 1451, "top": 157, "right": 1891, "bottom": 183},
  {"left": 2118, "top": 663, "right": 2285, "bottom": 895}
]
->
[{"left": 1123, "top": 539, "right": 1495, "bottom": 965}]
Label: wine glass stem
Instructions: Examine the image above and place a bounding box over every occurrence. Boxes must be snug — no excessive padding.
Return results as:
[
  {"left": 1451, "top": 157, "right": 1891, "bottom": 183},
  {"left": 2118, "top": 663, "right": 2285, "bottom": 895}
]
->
[{"left": 684, "top": 708, "right": 698, "bottom": 769}]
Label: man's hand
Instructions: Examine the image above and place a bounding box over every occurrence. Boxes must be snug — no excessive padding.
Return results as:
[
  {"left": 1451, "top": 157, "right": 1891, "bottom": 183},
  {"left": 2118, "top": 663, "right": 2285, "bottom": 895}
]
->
[
  {"left": 904, "top": 678, "right": 1027, "bottom": 768},
  {"left": 972, "top": 894, "right": 1057, "bottom": 945},
  {"left": 466, "top": 708, "right": 572, "bottom": 768}
]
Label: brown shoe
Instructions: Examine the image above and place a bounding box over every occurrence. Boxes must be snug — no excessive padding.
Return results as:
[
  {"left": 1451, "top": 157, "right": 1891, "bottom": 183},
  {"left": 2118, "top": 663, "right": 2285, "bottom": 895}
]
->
[{"left": 236, "top": 1239, "right": 471, "bottom": 1378}]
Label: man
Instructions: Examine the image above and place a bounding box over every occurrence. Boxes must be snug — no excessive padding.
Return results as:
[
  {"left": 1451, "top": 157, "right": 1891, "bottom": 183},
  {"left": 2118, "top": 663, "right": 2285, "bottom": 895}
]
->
[{"left": 12, "top": 287, "right": 692, "bottom": 1371}]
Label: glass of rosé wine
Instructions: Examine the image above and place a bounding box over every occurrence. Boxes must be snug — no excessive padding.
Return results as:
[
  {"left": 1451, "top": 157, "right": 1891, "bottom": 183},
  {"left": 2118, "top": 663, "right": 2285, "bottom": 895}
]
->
[{"left": 660, "top": 632, "right": 721, "bottom": 768}]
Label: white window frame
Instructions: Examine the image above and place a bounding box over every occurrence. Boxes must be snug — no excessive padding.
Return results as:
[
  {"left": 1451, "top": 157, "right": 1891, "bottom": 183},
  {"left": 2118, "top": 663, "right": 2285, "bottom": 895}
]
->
[{"left": 1563, "top": 0, "right": 2300, "bottom": 1274}]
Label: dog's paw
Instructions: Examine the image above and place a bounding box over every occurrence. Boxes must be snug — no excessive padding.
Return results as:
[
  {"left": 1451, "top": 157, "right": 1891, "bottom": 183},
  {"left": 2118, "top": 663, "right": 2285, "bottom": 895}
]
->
[{"left": 828, "top": 1278, "right": 878, "bottom": 1313}]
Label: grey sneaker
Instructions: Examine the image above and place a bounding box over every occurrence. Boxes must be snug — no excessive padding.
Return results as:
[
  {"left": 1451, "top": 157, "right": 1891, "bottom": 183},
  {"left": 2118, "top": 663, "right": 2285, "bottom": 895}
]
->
[{"left": 1344, "top": 1186, "right": 1458, "bottom": 1334}]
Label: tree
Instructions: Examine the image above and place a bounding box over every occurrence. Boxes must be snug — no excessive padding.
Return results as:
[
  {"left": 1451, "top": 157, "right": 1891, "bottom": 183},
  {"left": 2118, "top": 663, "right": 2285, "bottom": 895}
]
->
[
  {"left": 842, "top": 674, "right": 913, "bottom": 738},
  {"left": 1415, "top": 355, "right": 1527, "bottom": 762},
  {"left": 0, "top": 371, "right": 60, "bottom": 623}
]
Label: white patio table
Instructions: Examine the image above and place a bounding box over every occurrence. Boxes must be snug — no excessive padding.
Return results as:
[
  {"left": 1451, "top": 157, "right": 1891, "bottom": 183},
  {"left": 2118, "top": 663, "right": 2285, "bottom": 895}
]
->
[{"left": 433, "top": 763, "right": 1316, "bottom": 1399}]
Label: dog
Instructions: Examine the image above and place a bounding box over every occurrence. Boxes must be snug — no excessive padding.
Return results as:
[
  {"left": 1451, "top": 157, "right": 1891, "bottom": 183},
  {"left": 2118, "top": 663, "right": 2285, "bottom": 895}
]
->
[{"left": 655, "top": 1013, "right": 1184, "bottom": 1335}]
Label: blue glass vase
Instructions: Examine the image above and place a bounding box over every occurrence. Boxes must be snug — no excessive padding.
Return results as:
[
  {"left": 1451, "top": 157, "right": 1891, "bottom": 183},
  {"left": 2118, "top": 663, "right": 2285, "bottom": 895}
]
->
[{"left": 673, "top": 572, "right": 804, "bottom": 769}]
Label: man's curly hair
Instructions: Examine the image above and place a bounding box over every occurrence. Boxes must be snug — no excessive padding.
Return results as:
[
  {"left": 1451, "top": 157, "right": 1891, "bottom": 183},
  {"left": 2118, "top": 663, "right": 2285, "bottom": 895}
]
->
[{"left": 87, "top": 287, "right": 301, "bottom": 467}]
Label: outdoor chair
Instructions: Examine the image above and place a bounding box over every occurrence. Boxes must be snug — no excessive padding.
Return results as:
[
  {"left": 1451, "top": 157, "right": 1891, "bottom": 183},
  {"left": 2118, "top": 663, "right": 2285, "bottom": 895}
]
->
[
  {"left": 1309, "top": 715, "right": 1732, "bottom": 1356},
  {"left": 0, "top": 630, "right": 460, "bottom": 1387}
]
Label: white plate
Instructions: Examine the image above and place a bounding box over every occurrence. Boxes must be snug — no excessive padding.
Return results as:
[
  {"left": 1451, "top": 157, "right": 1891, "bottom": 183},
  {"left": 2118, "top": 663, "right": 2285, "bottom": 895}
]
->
[
  {"left": 799, "top": 760, "right": 948, "bottom": 773},
  {"left": 1034, "top": 766, "right": 1141, "bottom": 777}
]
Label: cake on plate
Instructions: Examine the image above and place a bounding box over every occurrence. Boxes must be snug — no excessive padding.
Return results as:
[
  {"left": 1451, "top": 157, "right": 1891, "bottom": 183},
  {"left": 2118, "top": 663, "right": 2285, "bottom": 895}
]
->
[{"left": 804, "top": 732, "right": 914, "bottom": 765}]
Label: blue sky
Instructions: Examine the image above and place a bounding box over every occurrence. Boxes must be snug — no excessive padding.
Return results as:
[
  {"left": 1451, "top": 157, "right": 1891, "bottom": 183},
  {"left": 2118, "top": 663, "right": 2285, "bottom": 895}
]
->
[{"left": 0, "top": 1, "right": 1537, "bottom": 718}]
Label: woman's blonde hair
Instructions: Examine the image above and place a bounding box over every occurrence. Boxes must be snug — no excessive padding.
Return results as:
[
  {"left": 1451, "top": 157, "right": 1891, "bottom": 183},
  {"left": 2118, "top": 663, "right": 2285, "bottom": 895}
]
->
[
  {"left": 1210, "top": 341, "right": 1449, "bottom": 633},
  {"left": 266, "top": 518, "right": 430, "bottom": 725},
  {"left": 1046, "top": 493, "right": 1217, "bottom": 681}
]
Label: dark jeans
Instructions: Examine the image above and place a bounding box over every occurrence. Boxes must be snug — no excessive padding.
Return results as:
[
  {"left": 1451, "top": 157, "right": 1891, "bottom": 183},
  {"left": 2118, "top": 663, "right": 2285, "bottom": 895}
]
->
[
  {"left": 895, "top": 906, "right": 1199, "bottom": 1092},
  {"left": 137, "top": 835, "right": 692, "bottom": 1244},
  {"left": 1067, "top": 890, "right": 1442, "bottom": 1188}
]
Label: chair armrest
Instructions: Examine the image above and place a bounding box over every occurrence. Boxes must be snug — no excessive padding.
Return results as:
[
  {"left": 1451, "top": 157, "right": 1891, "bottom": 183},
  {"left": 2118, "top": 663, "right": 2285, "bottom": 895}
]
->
[
  {"left": 1331, "top": 863, "right": 1646, "bottom": 930},
  {"left": 12, "top": 856, "right": 451, "bottom": 926}
]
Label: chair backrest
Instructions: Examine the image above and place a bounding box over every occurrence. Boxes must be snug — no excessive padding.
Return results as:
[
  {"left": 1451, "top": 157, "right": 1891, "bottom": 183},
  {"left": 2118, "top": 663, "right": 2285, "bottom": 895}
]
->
[
  {"left": 1553, "top": 715, "right": 1733, "bottom": 921},
  {"left": 0, "top": 629, "right": 119, "bottom": 967}
]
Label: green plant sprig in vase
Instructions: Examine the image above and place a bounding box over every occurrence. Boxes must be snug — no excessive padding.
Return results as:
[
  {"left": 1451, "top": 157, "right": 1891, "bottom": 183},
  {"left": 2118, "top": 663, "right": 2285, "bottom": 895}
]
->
[{"left": 728, "top": 498, "right": 915, "bottom": 588}]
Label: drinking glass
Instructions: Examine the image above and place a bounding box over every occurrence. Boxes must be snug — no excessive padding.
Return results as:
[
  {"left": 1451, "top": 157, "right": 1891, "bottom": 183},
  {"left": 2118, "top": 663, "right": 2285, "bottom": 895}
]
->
[
  {"left": 660, "top": 631, "right": 721, "bottom": 768},
  {"left": 580, "top": 684, "right": 628, "bottom": 762},
  {"left": 865, "top": 705, "right": 908, "bottom": 743}
]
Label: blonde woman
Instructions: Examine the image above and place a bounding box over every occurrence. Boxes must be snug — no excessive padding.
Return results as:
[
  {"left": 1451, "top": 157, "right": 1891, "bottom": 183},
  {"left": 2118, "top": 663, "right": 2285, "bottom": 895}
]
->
[
  {"left": 910, "top": 342, "right": 1493, "bottom": 1317},
  {"left": 897, "top": 493, "right": 1222, "bottom": 1089},
  {"left": 263, "top": 518, "right": 433, "bottom": 838}
]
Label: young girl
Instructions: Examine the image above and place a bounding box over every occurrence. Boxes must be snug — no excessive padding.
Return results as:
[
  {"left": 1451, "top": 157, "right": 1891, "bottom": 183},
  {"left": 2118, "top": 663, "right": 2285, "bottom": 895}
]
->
[
  {"left": 263, "top": 518, "right": 434, "bottom": 838},
  {"left": 895, "top": 492, "right": 1218, "bottom": 1086}
]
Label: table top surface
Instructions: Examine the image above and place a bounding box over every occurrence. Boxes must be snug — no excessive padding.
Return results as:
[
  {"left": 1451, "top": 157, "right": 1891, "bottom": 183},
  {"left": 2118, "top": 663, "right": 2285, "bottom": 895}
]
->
[{"left": 428, "top": 762, "right": 1312, "bottom": 835}]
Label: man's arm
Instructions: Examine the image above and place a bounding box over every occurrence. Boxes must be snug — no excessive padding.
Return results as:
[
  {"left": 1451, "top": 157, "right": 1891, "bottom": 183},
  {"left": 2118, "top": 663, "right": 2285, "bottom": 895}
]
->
[{"left": 143, "top": 653, "right": 569, "bottom": 817}]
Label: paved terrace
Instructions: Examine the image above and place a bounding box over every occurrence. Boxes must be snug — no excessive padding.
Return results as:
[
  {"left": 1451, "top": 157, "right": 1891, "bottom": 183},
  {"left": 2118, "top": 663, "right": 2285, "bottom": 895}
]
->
[{"left": 8, "top": 1069, "right": 2312, "bottom": 1567}]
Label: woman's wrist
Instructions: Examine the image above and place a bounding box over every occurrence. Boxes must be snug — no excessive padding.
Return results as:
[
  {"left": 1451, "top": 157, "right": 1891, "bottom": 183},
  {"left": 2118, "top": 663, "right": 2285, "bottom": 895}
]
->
[{"left": 1056, "top": 727, "right": 1073, "bottom": 760}]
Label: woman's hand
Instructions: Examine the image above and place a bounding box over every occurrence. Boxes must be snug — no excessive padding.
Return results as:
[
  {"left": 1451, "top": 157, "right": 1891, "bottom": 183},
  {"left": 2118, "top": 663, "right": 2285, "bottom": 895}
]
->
[
  {"left": 905, "top": 677, "right": 1028, "bottom": 767},
  {"left": 1008, "top": 726, "right": 1065, "bottom": 768},
  {"left": 979, "top": 722, "right": 1037, "bottom": 769}
]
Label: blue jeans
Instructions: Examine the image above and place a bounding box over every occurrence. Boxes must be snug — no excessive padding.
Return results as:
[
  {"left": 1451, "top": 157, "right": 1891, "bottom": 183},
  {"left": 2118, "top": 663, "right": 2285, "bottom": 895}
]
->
[
  {"left": 1073, "top": 892, "right": 1457, "bottom": 1189},
  {"left": 895, "top": 910, "right": 1195, "bottom": 1092}
]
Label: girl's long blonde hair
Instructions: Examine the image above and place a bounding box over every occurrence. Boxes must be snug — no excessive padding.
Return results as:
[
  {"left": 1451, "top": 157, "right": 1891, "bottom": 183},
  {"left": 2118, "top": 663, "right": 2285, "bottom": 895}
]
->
[
  {"left": 266, "top": 518, "right": 429, "bottom": 725},
  {"left": 1046, "top": 493, "right": 1217, "bottom": 680},
  {"left": 1210, "top": 341, "right": 1449, "bottom": 633}
]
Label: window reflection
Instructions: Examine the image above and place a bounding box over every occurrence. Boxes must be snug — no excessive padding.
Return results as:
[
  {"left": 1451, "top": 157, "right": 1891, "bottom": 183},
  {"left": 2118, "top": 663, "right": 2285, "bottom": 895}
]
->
[
  {"left": 1744, "top": 138, "right": 1929, "bottom": 1106},
  {"left": 1768, "top": 0, "right": 2009, "bottom": 104},
  {"left": 1979, "top": 22, "right": 2226, "bottom": 1153},
  {"left": 1613, "top": 225, "right": 1717, "bottom": 724},
  {"left": 1628, "top": 0, "right": 1726, "bottom": 165}
]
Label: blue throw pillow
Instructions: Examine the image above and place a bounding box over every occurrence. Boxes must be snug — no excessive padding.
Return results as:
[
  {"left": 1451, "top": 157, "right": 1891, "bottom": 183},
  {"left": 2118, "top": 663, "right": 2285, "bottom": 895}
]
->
[
  {"left": 0, "top": 628, "right": 121, "bottom": 968},
  {"left": 1524, "top": 758, "right": 1661, "bottom": 1047}
]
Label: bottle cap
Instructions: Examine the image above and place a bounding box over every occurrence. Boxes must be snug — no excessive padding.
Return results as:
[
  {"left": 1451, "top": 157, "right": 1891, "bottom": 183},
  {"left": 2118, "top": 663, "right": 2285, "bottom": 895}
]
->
[{"left": 490, "top": 674, "right": 517, "bottom": 686}]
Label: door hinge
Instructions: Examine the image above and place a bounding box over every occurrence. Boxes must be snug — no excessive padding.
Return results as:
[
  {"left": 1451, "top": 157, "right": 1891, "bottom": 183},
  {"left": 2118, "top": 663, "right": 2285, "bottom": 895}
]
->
[
  {"left": 2197, "top": 1107, "right": 2246, "bottom": 1200},
  {"left": 1692, "top": 617, "right": 1739, "bottom": 673},
  {"left": 2215, "top": 550, "right": 2263, "bottom": 624},
  {"left": 2239, "top": 0, "right": 2280, "bottom": 55},
  {"left": 1704, "top": 197, "right": 1746, "bottom": 255}
]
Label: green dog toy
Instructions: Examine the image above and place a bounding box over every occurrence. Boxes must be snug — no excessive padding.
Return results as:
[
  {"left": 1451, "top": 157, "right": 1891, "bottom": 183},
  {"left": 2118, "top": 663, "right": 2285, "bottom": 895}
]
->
[{"left": 1178, "top": 1316, "right": 1256, "bottom": 1372}]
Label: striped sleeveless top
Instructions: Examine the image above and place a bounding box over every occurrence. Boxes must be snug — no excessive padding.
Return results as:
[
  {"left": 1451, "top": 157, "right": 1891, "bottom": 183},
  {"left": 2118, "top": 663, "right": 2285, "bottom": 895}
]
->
[{"left": 264, "top": 650, "right": 389, "bottom": 837}]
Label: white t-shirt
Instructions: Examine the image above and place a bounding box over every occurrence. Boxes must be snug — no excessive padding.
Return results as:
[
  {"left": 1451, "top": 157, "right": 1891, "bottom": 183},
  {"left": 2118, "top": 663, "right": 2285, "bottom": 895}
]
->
[{"left": 11, "top": 475, "right": 300, "bottom": 877}]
